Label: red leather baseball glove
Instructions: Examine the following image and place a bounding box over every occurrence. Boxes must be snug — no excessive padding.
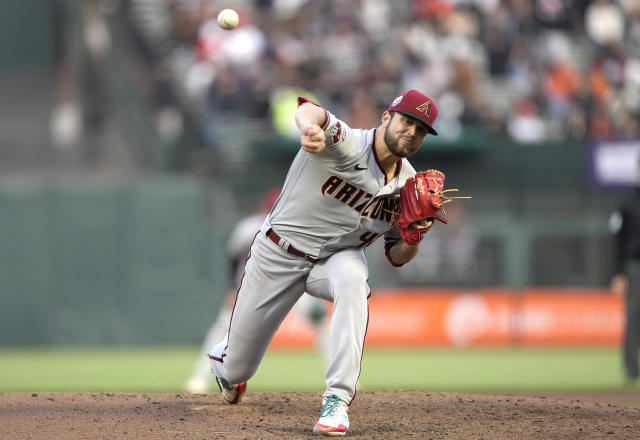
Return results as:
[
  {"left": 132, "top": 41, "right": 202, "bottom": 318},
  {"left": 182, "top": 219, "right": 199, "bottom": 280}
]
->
[{"left": 396, "top": 170, "right": 449, "bottom": 245}]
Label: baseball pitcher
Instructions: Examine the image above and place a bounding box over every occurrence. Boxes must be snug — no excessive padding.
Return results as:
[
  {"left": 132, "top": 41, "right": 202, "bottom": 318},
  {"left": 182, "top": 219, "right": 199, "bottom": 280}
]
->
[{"left": 207, "top": 90, "right": 466, "bottom": 435}]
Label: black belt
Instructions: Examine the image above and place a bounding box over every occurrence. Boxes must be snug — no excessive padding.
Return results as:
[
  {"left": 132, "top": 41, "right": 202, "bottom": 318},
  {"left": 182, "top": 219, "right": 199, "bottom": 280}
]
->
[{"left": 266, "top": 228, "right": 319, "bottom": 263}]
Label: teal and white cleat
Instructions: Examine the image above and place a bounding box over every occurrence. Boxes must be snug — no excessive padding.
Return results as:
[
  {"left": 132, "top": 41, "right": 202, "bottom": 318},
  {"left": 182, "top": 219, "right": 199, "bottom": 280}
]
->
[{"left": 313, "top": 394, "right": 349, "bottom": 436}]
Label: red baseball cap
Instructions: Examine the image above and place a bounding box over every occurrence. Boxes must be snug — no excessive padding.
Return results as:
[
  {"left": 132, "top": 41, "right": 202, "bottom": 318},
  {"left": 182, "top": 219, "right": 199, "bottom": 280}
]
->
[{"left": 387, "top": 90, "right": 438, "bottom": 136}]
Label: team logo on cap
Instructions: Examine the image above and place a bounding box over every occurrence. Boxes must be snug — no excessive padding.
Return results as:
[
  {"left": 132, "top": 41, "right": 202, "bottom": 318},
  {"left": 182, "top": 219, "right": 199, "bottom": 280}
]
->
[
  {"left": 416, "top": 101, "right": 432, "bottom": 118},
  {"left": 391, "top": 95, "right": 403, "bottom": 107}
]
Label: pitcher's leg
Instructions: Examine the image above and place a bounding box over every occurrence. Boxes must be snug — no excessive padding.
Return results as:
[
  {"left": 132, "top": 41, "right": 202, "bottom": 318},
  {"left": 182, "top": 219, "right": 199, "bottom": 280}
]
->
[
  {"left": 307, "top": 249, "right": 369, "bottom": 405},
  {"left": 210, "top": 232, "right": 308, "bottom": 384}
]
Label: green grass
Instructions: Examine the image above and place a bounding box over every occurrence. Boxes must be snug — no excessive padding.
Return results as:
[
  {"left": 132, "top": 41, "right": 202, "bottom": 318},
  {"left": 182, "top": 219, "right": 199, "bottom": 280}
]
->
[
  {"left": 361, "top": 347, "right": 630, "bottom": 392},
  {"left": 0, "top": 346, "right": 633, "bottom": 393}
]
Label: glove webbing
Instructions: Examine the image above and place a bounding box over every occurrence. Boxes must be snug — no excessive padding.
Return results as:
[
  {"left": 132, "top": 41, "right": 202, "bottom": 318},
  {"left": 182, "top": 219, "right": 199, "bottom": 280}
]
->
[{"left": 386, "top": 187, "right": 471, "bottom": 227}]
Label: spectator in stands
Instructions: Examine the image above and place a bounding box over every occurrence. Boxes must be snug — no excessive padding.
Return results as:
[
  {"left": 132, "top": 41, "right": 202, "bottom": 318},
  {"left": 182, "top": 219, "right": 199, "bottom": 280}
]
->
[
  {"left": 481, "top": 4, "right": 513, "bottom": 76},
  {"left": 506, "top": 35, "right": 538, "bottom": 97},
  {"left": 588, "top": 54, "right": 613, "bottom": 105},
  {"left": 507, "top": 97, "right": 545, "bottom": 144},
  {"left": 542, "top": 31, "right": 584, "bottom": 120},
  {"left": 627, "top": 2, "right": 640, "bottom": 48},
  {"left": 585, "top": 0, "right": 625, "bottom": 48},
  {"left": 138, "top": 0, "right": 640, "bottom": 147}
]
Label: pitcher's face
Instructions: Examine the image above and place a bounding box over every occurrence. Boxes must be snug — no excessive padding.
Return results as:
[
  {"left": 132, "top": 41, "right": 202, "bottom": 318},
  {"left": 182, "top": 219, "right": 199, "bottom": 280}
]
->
[{"left": 383, "top": 112, "right": 428, "bottom": 158}]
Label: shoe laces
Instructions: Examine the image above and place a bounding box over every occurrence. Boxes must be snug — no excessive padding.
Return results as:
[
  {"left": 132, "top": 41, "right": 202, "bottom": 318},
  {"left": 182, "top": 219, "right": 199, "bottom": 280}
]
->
[{"left": 320, "top": 395, "right": 343, "bottom": 418}]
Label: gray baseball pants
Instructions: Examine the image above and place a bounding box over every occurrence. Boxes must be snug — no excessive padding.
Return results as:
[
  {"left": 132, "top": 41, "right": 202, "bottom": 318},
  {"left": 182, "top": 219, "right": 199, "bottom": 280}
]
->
[{"left": 209, "top": 227, "right": 370, "bottom": 404}]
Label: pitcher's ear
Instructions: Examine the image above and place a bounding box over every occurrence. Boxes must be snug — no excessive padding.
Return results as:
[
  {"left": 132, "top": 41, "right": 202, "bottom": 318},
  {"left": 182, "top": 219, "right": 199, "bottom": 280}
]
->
[{"left": 381, "top": 111, "right": 391, "bottom": 126}]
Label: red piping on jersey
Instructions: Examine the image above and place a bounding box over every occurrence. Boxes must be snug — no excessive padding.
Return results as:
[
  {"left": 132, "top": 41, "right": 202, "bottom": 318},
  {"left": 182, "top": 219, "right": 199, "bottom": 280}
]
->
[
  {"left": 297, "top": 97, "right": 329, "bottom": 130},
  {"left": 384, "top": 240, "right": 405, "bottom": 267},
  {"left": 208, "top": 353, "right": 226, "bottom": 363},
  {"left": 215, "top": 229, "right": 261, "bottom": 364},
  {"left": 371, "top": 130, "right": 402, "bottom": 185}
]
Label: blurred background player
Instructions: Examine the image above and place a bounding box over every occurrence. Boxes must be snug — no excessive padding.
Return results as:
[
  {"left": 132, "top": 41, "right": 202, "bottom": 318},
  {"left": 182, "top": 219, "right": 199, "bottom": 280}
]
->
[
  {"left": 396, "top": 202, "right": 481, "bottom": 285},
  {"left": 610, "top": 157, "right": 640, "bottom": 383},
  {"left": 185, "top": 189, "right": 329, "bottom": 394}
]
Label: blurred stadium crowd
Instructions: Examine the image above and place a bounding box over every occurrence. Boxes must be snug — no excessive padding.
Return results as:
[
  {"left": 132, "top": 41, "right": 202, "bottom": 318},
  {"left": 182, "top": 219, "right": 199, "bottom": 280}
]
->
[
  {"left": 39, "top": 0, "right": 636, "bottom": 289},
  {"left": 124, "top": 0, "right": 640, "bottom": 147}
]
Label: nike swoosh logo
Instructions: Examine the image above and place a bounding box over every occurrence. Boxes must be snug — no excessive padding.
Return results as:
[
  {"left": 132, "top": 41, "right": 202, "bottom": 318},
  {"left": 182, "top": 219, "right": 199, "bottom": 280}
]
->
[{"left": 354, "top": 164, "right": 367, "bottom": 171}]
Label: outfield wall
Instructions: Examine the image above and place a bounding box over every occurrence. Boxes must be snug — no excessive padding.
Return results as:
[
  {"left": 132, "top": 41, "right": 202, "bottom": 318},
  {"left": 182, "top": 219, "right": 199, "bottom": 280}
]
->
[
  {"left": 0, "top": 178, "right": 621, "bottom": 346},
  {"left": 271, "top": 288, "right": 623, "bottom": 348},
  {"left": 0, "top": 178, "right": 225, "bottom": 344}
]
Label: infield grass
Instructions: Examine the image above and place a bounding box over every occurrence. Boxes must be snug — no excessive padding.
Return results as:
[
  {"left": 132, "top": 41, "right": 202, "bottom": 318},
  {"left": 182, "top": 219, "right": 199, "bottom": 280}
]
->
[{"left": 0, "top": 346, "right": 634, "bottom": 393}]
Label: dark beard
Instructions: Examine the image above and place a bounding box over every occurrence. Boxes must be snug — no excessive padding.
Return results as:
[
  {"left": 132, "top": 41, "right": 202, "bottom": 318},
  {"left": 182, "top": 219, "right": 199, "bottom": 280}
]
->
[{"left": 384, "top": 129, "right": 411, "bottom": 158}]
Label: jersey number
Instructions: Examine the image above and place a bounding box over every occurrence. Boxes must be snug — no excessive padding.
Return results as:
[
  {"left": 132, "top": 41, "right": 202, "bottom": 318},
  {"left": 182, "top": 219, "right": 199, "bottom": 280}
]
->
[{"left": 359, "top": 232, "right": 381, "bottom": 248}]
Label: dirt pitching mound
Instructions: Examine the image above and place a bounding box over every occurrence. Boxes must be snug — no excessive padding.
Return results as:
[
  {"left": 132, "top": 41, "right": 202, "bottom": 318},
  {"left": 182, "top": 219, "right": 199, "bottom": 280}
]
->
[{"left": 1, "top": 391, "right": 640, "bottom": 439}]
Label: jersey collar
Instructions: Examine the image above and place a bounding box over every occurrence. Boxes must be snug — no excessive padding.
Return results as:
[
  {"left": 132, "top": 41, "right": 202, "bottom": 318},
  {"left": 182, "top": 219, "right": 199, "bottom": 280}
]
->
[{"left": 371, "top": 129, "right": 402, "bottom": 185}]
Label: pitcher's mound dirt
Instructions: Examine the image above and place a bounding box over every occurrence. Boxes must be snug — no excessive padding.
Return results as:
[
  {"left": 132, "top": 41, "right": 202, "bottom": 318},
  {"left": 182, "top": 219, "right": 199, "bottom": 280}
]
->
[{"left": 1, "top": 390, "right": 640, "bottom": 439}]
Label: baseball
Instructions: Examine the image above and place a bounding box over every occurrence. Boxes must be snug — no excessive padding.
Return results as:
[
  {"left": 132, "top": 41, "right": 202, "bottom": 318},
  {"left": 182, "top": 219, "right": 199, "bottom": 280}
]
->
[{"left": 217, "top": 9, "right": 239, "bottom": 30}]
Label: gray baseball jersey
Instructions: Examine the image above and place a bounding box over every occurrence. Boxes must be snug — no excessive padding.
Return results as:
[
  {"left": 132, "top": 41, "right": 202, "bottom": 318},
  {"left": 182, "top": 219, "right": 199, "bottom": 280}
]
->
[
  {"left": 266, "top": 100, "right": 416, "bottom": 259},
  {"left": 209, "top": 99, "right": 419, "bottom": 405}
]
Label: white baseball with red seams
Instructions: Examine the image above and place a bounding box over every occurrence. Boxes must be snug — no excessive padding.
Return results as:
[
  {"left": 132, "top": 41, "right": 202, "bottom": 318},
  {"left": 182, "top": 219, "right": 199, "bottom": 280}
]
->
[{"left": 217, "top": 9, "right": 239, "bottom": 30}]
